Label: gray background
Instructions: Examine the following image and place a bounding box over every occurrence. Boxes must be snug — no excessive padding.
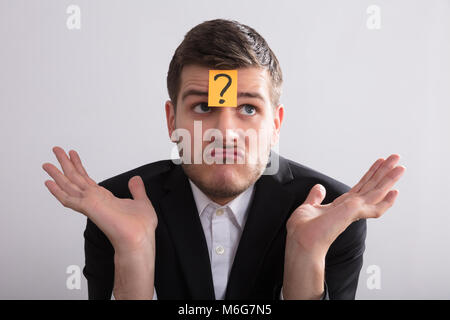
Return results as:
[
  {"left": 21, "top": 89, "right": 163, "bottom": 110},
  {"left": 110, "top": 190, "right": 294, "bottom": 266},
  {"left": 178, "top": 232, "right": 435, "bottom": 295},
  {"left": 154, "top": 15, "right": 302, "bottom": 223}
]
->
[{"left": 1, "top": 0, "right": 449, "bottom": 299}]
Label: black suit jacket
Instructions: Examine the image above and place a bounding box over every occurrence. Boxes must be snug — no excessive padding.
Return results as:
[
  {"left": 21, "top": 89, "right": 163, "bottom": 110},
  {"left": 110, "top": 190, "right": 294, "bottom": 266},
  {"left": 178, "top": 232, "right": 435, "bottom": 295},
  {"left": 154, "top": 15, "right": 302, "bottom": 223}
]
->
[{"left": 83, "top": 152, "right": 367, "bottom": 300}]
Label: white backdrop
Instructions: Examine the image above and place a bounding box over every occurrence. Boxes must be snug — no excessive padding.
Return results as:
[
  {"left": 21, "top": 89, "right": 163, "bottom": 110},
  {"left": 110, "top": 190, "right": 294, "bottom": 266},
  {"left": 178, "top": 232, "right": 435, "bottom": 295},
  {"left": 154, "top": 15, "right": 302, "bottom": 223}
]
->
[{"left": 0, "top": 0, "right": 449, "bottom": 299}]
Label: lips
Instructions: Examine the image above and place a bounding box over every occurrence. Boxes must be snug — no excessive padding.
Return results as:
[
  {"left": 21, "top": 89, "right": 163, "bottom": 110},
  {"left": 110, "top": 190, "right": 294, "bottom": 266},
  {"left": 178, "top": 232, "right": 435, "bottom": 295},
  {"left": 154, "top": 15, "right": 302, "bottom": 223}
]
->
[{"left": 210, "top": 147, "right": 245, "bottom": 160}]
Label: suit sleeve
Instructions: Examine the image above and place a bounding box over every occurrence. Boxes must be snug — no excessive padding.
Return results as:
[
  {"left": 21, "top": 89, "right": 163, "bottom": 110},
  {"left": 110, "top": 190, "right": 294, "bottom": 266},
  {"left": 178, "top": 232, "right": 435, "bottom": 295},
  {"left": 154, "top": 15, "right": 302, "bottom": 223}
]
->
[
  {"left": 324, "top": 218, "right": 367, "bottom": 299},
  {"left": 321, "top": 281, "right": 329, "bottom": 300},
  {"left": 82, "top": 217, "right": 115, "bottom": 300}
]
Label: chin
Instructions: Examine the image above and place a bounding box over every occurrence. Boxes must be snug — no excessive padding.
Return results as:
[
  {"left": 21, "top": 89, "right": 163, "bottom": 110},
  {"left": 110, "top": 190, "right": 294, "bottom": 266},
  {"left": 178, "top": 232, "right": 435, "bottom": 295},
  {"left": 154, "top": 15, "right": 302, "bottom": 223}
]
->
[
  {"left": 183, "top": 163, "right": 255, "bottom": 199},
  {"left": 219, "top": 161, "right": 259, "bottom": 180}
]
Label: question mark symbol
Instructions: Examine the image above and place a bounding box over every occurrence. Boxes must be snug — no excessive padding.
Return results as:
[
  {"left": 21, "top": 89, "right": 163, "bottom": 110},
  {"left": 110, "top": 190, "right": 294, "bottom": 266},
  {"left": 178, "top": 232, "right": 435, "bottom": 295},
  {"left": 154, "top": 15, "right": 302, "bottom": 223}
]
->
[{"left": 214, "top": 73, "right": 232, "bottom": 104}]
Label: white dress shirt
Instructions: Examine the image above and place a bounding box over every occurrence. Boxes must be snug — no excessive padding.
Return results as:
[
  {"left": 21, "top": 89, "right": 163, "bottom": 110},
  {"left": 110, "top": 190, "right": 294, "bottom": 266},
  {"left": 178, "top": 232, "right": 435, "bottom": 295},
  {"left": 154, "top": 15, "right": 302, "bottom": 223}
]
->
[
  {"left": 152, "top": 178, "right": 256, "bottom": 300},
  {"left": 188, "top": 178, "right": 255, "bottom": 299}
]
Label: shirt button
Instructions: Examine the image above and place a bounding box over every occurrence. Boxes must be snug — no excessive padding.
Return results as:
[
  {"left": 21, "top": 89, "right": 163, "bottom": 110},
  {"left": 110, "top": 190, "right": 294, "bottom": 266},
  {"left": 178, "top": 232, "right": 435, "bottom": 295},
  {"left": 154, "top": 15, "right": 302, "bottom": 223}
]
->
[
  {"left": 216, "top": 208, "right": 224, "bottom": 216},
  {"left": 215, "top": 245, "right": 225, "bottom": 255}
]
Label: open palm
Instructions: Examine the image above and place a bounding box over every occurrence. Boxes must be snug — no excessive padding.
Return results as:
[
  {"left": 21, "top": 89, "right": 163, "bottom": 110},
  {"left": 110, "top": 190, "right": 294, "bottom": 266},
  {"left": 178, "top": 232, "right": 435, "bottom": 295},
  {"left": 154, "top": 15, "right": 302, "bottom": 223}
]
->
[
  {"left": 286, "top": 154, "right": 406, "bottom": 255},
  {"left": 42, "top": 146, "right": 157, "bottom": 253}
]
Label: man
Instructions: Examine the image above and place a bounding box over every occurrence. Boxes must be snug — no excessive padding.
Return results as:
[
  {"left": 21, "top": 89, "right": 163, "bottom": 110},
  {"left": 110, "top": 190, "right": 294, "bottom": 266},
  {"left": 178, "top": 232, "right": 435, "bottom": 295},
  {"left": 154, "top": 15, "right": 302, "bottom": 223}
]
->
[{"left": 42, "top": 19, "right": 405, "bottom": 300}]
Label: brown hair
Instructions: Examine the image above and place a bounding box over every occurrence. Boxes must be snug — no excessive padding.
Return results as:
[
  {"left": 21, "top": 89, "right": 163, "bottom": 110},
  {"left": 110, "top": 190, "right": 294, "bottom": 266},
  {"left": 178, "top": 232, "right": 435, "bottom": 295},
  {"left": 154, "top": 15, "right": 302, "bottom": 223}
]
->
[{"left": 167, "top": 19, "right": 283, "bottom": 111}]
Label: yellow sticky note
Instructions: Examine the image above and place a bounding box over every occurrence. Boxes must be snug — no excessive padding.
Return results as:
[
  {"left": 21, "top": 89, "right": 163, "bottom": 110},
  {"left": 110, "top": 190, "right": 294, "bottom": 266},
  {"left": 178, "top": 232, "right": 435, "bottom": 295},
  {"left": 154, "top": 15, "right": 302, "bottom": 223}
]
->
[{"left": 208, "top": 70, "right": 238, "bottom": 107}]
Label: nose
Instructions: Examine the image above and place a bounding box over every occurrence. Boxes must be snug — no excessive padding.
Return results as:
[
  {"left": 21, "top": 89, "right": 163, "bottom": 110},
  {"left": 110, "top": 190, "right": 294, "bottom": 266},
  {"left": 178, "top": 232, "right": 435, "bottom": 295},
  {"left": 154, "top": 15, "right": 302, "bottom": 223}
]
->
[{"left": 214, "top": 107, "right": 240, "bottom": 144}]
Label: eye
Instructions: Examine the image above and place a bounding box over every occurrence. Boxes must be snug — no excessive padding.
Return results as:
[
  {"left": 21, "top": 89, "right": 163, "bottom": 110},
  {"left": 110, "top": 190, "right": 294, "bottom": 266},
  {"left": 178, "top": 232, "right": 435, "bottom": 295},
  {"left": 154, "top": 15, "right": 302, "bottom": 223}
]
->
[
  {"left": 239, "top": 104, "right": 257, "bottom": 116},
  {"left": 193, "top": 102, "right": 211, "bottom": 114}
]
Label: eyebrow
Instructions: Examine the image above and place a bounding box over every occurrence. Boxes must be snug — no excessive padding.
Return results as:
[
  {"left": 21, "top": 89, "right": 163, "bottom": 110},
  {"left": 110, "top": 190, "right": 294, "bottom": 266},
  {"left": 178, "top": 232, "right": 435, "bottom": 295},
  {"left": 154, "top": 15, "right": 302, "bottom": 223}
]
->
[
  {"left": 181, "top": 89, "right": 208, "bottom": 102},
  {"left": 238, "top": 91, "right": 265, "bottom": 102},
  {"left": 181, "top": 89, "right": 265, "bottom": 102}
]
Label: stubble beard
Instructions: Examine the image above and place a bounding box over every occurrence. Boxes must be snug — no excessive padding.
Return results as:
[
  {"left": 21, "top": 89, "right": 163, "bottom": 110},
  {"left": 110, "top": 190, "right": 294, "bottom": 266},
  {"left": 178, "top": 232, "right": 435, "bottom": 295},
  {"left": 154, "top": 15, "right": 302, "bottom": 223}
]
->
[{"left": 181, "top": 148, "right": 270, "bottom": 200}]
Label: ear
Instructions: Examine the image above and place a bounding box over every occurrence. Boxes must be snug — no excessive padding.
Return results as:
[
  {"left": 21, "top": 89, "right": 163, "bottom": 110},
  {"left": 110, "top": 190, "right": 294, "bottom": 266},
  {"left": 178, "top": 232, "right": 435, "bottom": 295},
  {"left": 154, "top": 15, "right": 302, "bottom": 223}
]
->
[
  {"left": 271, "top": 104, "right": 284, "bottom": 147},
  {"left": 165, "top": 100, "right": 177, "bottom": 142}
]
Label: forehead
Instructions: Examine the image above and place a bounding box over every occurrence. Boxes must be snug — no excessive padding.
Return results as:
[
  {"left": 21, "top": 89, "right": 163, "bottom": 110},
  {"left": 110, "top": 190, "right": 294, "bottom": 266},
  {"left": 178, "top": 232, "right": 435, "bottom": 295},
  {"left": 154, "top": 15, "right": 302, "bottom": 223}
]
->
[{"left": 178, "top": 64, "right": 271, "bottom": 101}]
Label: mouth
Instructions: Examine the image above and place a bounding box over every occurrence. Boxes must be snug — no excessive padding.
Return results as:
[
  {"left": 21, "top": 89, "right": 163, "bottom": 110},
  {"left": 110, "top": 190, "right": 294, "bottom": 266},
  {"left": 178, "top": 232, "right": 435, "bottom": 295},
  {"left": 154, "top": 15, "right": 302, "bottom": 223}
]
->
[{"left": 210, "top": 147, "right": 245, "bottom": 161}]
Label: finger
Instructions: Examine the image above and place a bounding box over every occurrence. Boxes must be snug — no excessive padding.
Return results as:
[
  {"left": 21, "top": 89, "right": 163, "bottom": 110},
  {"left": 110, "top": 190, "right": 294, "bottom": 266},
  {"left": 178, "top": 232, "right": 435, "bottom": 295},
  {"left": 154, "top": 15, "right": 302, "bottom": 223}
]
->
[
  {"left": 358, "top": 154, "right": 400, "bottom": 195},
  {"left": 363, "top": 189, "right": 399, "bottom": 219},
  {"left": 374, "top": 165, "right": 406, "bottom": 191},
  {"left": 44, "top": 179, "right": 83, "bottom": 212},
  {"left": 42, "top": 162, "right": 83, "bottom": 197},
  {"left": 303, "top": 184, "right": 326, "bottom": 206},
  {"left": 52, "top": 146, "right": 88, "bottom": 190},
  {"left": 349, "top": 158, "right": 385, "bottom": 194},
  {"left": 128, "top": 176, "right": 150, "bottom": 202},
  {"left": 363, "top": 165, "right": 406, "bottom": 204},
  {"left": 68, "top": 149, "right": 97, "bottom": 186}
]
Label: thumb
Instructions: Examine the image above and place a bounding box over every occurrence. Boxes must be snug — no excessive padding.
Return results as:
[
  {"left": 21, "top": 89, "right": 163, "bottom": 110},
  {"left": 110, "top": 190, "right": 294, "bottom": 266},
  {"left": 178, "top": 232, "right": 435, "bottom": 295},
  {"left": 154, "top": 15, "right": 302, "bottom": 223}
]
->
[
  {"left": 128, "top": 176, "right": 149, "bottom": 201},
  {"left": 303, "top": 184, "right": 326, "bottom": 206}
]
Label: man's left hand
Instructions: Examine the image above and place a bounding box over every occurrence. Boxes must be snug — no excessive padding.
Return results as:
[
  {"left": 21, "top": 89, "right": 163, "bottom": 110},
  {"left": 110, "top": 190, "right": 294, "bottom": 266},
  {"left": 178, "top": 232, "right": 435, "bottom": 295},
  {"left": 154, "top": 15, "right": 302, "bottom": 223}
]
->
[{"left": 282, "top": 154, "right": 406, "bottom": 299}]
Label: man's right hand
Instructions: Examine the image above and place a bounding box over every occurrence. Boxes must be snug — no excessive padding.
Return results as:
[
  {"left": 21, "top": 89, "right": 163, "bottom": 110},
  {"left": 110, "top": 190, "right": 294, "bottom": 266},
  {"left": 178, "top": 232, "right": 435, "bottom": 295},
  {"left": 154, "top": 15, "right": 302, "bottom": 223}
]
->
[{"left": 42, "top": 146, "right": 158, "bottom": 255}]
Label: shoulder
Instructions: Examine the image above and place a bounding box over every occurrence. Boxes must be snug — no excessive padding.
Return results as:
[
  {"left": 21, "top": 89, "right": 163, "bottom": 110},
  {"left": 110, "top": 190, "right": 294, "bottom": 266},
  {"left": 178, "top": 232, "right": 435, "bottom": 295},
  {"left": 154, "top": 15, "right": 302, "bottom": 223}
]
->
[
  {"left": 97, "top": 159, "right": 176, "bottom": 198},
  {"left": 282, "top": 156, "right": 351, "bottom": 205}
]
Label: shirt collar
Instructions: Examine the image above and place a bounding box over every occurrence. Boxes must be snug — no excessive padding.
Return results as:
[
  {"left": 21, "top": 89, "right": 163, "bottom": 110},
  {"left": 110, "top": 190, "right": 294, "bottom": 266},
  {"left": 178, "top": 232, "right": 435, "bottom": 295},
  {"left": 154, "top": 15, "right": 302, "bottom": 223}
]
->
[{"left": 188, "top": 178, "right": 255, "bottom": 229}]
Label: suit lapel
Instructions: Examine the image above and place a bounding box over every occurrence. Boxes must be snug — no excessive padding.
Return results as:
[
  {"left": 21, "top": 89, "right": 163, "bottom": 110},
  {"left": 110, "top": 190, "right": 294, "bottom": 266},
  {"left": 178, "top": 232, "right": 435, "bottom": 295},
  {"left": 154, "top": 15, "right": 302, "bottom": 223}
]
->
[
  {"left": 158, "top": 152, "right": 296, "bottom": 300},
  {"left": 159, "top": 164, "right": 216, "bottom": 299},
  {"left": 225, "top": 154, "right": 297, "bottom": 299}
]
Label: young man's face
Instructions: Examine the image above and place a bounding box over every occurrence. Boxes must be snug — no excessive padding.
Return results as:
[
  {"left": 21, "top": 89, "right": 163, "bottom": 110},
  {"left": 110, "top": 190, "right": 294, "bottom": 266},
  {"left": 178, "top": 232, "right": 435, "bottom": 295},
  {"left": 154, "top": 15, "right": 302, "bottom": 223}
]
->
[{"left": 165, "top": 65, "right": 284, "bottom": 204}]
